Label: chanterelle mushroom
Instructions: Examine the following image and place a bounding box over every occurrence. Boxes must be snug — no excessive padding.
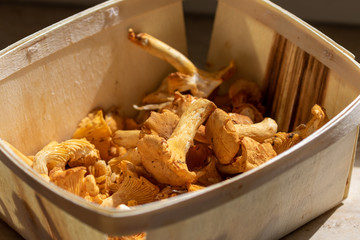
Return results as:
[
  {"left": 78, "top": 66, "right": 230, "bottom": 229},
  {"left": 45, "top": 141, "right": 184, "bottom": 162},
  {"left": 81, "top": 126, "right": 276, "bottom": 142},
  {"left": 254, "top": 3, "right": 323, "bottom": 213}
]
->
[
  {"left": 264, "top": 132, "right": 302, "bottom": 154},
  {"left": 229, "top": 79, "right": 265, "bottom": 122},
  {"left": 294, "top": 104, "right": 329, "bottom": 139},
  {"left": 112, "top": 130, "right": 140, "bottom": 149},
  {"left": 49, "top": 167, "right": 84, "bottom": 194},
  {"left": 140, "top": 110, "right": 179, "bottom": 139},
  {"left": 206, "top": 108, "right": 277, "bottom": 164},
  {"left": 137, "top": 98, "right": 216, "bottom": 186},
  {"left": 32, "top": 139, "right": 100, "bottom": 175},
  {"left": 128, "top": 29, "right": 235, "bottom": 104},
  {"left": 101, "top": 160, "right": 159, "bottom": 208},
  {"left": 264, "top": 104, "right": 328, "bottom": 154},
  {"left": 72, "top": 109, "right": 113, "bottom": 160},
  {"left": 228, "top": 79, "right": 263, "bottom": 106},
  {"left": 217, "top": 137, "right": 277, "bottom": 174}
]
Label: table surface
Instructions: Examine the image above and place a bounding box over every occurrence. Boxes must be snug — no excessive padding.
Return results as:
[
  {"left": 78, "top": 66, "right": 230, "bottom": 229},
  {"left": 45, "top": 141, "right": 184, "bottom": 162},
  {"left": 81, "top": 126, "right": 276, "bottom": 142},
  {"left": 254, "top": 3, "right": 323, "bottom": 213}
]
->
[{"left": 1, "top": 3, "right": 360, "bottom": 239}]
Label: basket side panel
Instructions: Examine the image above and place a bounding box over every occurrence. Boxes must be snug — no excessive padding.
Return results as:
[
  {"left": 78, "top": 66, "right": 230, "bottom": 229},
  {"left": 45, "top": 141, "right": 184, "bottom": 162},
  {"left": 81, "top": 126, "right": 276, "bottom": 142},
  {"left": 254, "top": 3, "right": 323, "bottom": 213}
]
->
[
  {"left": 207, "top": 0, "right": 275, "bottom": 86},
  {"left": 146, "top": 128, "right": 357, "bottom": 240},
  {"left": 322, "top": 70, "right": 360, "bottom": 118},
  {"left": 0, "top": 159, "right": 106, "bottom": 240},
  {"left": 0, "top": 0, "right": 186, "bottom": 156}
]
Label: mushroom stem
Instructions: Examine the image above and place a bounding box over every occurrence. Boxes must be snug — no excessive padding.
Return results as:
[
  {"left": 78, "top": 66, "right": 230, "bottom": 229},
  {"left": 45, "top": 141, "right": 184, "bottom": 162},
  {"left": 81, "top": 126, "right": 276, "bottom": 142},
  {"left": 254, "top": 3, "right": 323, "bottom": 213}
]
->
[
  {"left": 206, "top": 109, "right": 277, "bottom": 164},
  {"left": 138, "top": 98, "right": 216, "bottom": 186},
  {"left": 167, "top": 99, "right": 215, "bottom": 154},
  {"left": 234, "top": 118, "right": 278, "bottom": 143},
  {"left": 113, "top": 130, "right": 140, "bottom": 148},
  {"left": 129, "top": 29, "right": 236, "bottom": 104},
  {"left": 216, "top": 137, "right": 277, "bottom": 174},
  {"left": 128, "top": 28, "right": 196, "bottom": 75}
]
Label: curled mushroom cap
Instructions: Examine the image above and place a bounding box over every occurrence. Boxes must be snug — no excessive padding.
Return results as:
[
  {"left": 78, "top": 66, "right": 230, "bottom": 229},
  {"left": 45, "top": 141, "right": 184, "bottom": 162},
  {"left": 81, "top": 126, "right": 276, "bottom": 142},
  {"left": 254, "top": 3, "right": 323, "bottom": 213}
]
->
[
  {"left": 83, "top": 174, "right": 100, "bottom": 198},
  {"left": 295, "top": 104, "right": 328, "bottom": 139},
  {"left": 49, "top": 167, "right": 88, "bottom": 196},
  {"left": 72, "top": 109, "right": 112, "bottom": 160},
  {"left": 101, "top": 161, "right": 159, "bottom": 208},
  {"left": 167, "top": 92, "right": 197, "bottom": 117},
  {"left": 229, "top": 79, "right": 262, "bottom": 104},
  {"left": 32, "top": 139, "right": 100, "bottom": 175},
  {"left": 206, "top": 108, "right": 277, "bottom": 165},
  {"left": 137, "top": 98, "right": 216, "bottom": 186},
  {"left": 128, "top": 29, "right": 235, "bottom": 104},
  {"left": 195, "top": 155, "right": 222, "bottom": 186},
  {"left": 140, "top": 110, "right": 179, "bottom": 140},
  {"left": 229, "top": 79, "right": 265, "bottom": 122},
  {"left": 264, "top": 104, "right": 328, "bottom": 154},
  {"left": 88, "top": 160, "right": 112, "bottom": 195},
  {"left": 264, "top": 132, "right": 302, "bottom": 154},
  {"left": 232, "top": 103, "right": 264, "bottom": 123},
  {"left": 217, "top": 137, "right": 277, "bottom": 175},
  {"left": 187, "top": 183, "right": 206, "bottom": 192}
]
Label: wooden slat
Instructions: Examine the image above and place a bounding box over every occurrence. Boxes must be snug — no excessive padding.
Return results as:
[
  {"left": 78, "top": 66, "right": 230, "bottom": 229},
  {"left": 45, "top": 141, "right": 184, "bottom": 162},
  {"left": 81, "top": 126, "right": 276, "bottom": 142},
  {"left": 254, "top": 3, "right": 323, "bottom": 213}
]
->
[{"left": 264, "top": 34, "right": 329, "bottom": 131}]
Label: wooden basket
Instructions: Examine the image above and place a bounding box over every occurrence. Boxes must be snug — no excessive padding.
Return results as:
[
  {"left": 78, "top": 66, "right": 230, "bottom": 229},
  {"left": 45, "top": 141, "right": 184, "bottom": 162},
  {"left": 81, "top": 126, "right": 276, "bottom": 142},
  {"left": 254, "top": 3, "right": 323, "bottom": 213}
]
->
[{"left": 0, "top": 0, "right": 360, "bottom": 239}]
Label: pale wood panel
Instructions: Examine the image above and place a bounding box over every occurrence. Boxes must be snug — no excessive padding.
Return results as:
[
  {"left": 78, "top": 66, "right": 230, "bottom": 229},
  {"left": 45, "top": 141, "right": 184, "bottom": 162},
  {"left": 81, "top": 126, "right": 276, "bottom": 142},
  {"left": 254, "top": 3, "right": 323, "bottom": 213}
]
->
[
  {"left": 0, "top": 159, "right": 106, "bottom": 240},
  {"left": 207, "top": 0, "right": 275, "bottom": 87},
  {"left": 321, "top": 70, "right": 360, "bottom": 119},
  {"left": 147, "top": 129, "right": 358, "bottom": 240},
  {"left": 0, "top": 0, "right": 186, "bottom": 156}
]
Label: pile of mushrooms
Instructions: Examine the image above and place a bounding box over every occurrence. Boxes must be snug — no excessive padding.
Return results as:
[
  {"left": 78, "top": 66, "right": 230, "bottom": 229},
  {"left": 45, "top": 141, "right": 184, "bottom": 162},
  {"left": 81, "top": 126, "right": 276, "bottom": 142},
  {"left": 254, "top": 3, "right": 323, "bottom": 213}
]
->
[{"left": 12, "top": 30, "right": 329, "bottom": 214}]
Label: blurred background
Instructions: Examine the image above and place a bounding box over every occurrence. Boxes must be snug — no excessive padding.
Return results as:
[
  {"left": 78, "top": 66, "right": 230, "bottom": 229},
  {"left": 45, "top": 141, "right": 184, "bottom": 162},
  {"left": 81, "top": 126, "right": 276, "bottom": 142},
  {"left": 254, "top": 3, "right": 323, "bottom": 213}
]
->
[
  {"left": 0, "top": 0, "right": 359, "bottom": 239},
  {"left": 1, "top": 0, "right": 360, "bottom": 64}
]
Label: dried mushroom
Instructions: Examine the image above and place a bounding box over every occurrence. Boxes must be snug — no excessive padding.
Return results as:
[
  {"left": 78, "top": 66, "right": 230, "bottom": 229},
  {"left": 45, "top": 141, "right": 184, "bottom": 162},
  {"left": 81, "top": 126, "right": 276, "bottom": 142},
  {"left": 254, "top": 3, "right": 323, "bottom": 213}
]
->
[
  {"left": 49, "top": 167, "right": 89, "bottom": 196},
  {"left": 205, "top": 108, "right": 277, "bottom": 165},
  {"left": 194, "top": 125, "right": 208, "bottom": 144},
  {"left": 229, "top": 112, "right": 254, "bottom": 125},
  {"left": 187, "top": 183, "right": 205, "bottom": 192},
  {"left": 88, "top": 160, "right": 112, "bottom": 195},
  {"left": 140, "top": 110, "right": 179, "bottom": 139},
  {"left": 128, "top": 29, "right": 235, "bottom": 104},
  {"left": 229, "top": 80, "right": 265, "bottom": 112},
  {"left": 186, "top": 144, "right": 222, "bottom": 186},
  {"left": 229, "top": 79, "right": 262, "bottom": 104},
  {"left": 195, "top": 155, "right": 222, "bottom": 186},
  {"left": 264, "top": 104, "right": 328, "bottom": 154},
  {"left": 32, "top": 139, "right": 99, "bottom": 175},
  {"left": 166, "top": 92, "right": 197, "bottom": 116},
  {"left": 217, "top": 137, "right": 277, "bottom": 174},
  {"left": 101, "top": 161, "right": 159, "bottom": 208},
  {"left": 264, "top": 132, "right": 302, "bottom": 154},
  {"left": 73, "top": 109, "right": 113, "bottom": 160},
  {"left": 295, "top": 104, "right": 329, "bottom": 139},
  {"left": 83, "top": 174, "right": 100, "bottom": 198},
  {"left": 186, "top": 143, "right": 212, "bottom": 171},
  {"left": 113, "top": 130, "right": 140, "bottom": 149},
  {"left": 137, "top": 98, "right": 216, "bottom": 186},
  {"left": 108, "top": 233, "right": 146, "bottom": 240},
  {"left": 232, "top": 103, "right": 264, "bottom": 123}
]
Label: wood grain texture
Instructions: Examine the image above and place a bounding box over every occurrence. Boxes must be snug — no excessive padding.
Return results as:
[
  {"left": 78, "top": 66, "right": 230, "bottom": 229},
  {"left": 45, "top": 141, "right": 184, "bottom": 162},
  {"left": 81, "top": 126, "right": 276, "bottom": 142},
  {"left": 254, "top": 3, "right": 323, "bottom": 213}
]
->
[{"left": 263, "top": 34, "right": 329, "bottom": 131}]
